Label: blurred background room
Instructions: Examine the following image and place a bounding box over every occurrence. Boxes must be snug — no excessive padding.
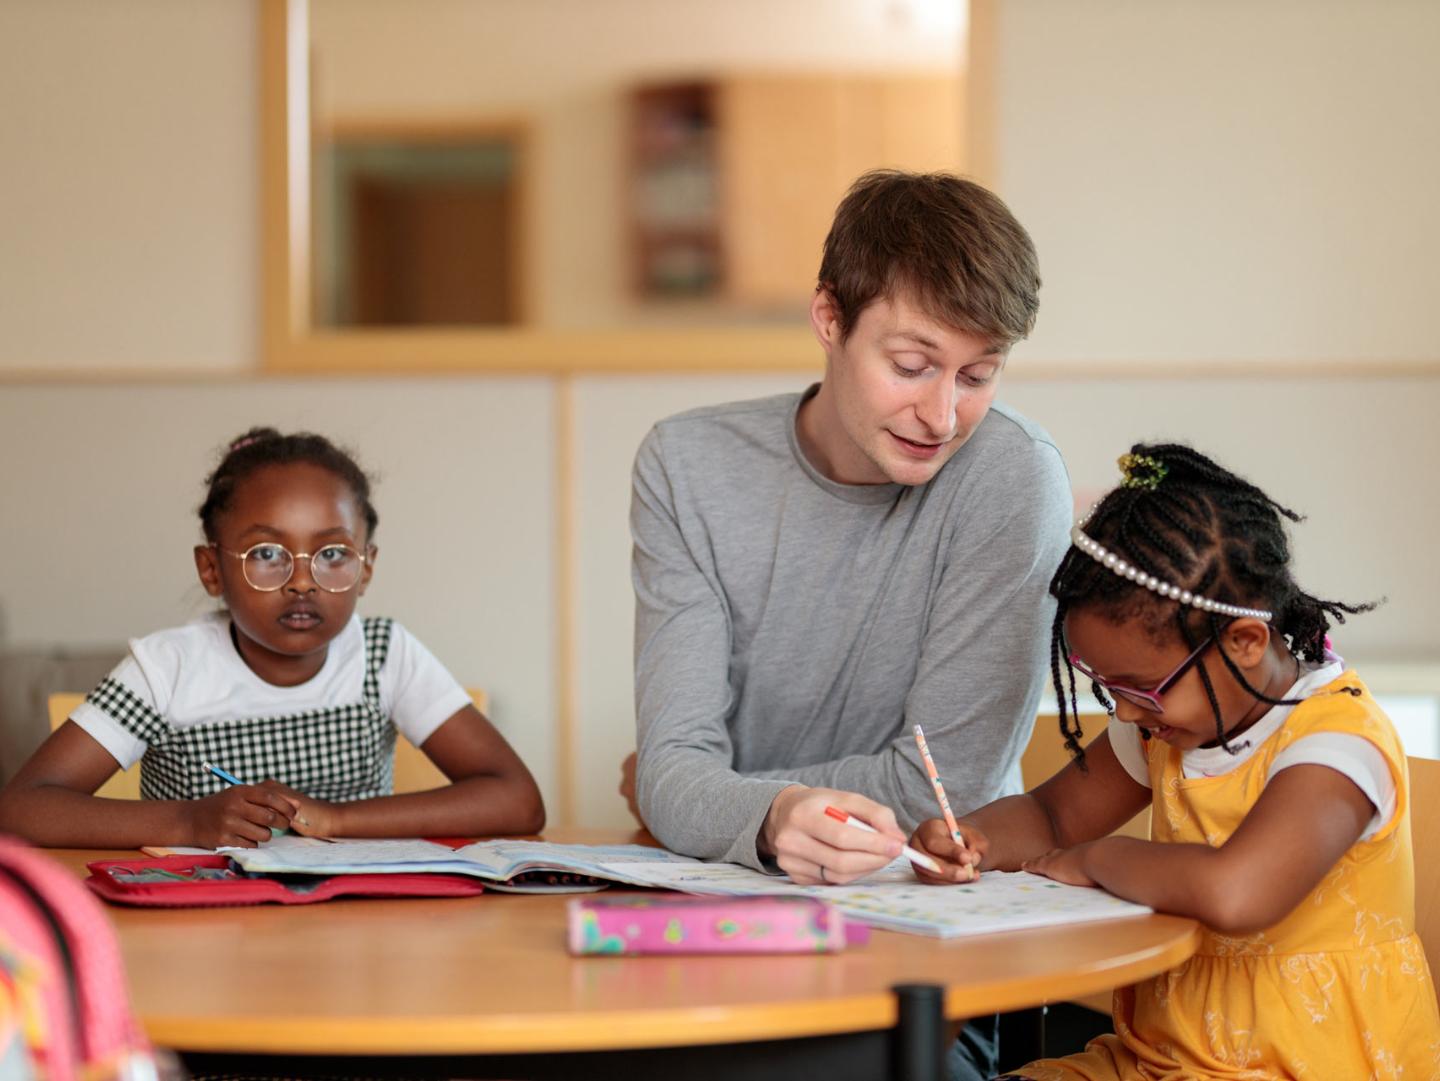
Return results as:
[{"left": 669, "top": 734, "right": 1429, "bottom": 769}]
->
[{"left": 2, "top": 0, "right": 1437, "bottom": 828}]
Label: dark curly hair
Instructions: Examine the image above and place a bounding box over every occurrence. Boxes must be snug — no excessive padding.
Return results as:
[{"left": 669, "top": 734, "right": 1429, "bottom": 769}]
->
[
  {"left": 1050, "top": 443, "right": 1375, "bottom": 765},
  {"left": 198, "top": 427, "right": 378, "bottom": 541}
]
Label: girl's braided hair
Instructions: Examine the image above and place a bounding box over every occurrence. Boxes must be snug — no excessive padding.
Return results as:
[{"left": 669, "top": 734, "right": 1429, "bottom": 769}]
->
[
  {"left": 198, "top": 427, "right": 378, "bottom": 541},
  {"left": 1050, "top": 443, "right": 1375, "bottom": 765}
]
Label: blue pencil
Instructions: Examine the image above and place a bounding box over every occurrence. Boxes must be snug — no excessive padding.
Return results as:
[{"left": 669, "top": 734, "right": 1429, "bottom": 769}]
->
[
  {"left": 202, "top": 760, "right": 320, "bottom": 834},
  {"left": 202, "top": 761, "right": 247, "bottom": 787}
]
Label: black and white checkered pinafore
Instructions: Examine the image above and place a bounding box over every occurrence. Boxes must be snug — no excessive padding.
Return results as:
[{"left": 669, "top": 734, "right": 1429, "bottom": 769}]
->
[{"left": 86, "top": 617, "right": 399, "bottom": 802}]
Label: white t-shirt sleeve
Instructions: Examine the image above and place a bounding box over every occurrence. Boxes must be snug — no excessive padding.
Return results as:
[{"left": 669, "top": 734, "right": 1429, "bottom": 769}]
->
[
  {"left": 1269, "top": 733, "right": 1397, "bottom": 842},
  {"left": 1107, "top": 720, "right": 1152, "bottom": 788},
  {"left": 68, "top": 655, "right": 159, "bottom": 770},
  {"left": 379, "top": 623, "right": 473, "bottom": 748}
]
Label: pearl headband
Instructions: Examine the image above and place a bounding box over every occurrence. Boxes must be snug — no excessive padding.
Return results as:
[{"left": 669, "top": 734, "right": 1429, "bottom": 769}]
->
[{"left": 1069, "top": 522, "right": 1273, "bottom": 622}]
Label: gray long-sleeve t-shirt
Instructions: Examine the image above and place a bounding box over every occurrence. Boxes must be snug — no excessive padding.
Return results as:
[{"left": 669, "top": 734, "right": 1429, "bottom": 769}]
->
[{"left": 631, "top": 387, "right": 1072, "bottom": 870}]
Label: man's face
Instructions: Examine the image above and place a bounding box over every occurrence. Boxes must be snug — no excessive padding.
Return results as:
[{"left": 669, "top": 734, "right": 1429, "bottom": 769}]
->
[{"left": 805, "top": 290, "right": 1008, "bottom": 486}]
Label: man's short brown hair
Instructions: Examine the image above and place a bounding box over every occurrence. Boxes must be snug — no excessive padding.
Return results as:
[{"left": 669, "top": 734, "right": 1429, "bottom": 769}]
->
[{"left": 817, "top": 170, "right": 1040, "bottom": 346}]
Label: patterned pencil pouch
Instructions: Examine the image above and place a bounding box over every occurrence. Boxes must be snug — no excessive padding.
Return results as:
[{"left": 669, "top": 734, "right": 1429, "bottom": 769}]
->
[{"left": 567, "top": 893, "right": 868, "bottom": 954}]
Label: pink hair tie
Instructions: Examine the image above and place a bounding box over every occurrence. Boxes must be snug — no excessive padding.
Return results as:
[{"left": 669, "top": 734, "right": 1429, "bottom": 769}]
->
[{"left": 230, "top": 436, "right": 262, "bottom": 451}]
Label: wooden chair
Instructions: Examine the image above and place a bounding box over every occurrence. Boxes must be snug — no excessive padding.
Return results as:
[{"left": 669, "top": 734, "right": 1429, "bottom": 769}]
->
[
  {"left": 1023, "top": 713, "right": 1149, "bottom": 841},
  {"left": 47, "top": 692, "right": 139, "bottom": 799},
  {"left": 1022, "top": 713, "right": 1148, "bottom": 1016},
  {"left": 47, "top": 689, "right": 488, "bottom": 799},
  {"left": 391, "top": 688, "right": 489, "bottom": 794},
  {"left": 1408, "top": 755, "right": 1440, "bottom": 980}
]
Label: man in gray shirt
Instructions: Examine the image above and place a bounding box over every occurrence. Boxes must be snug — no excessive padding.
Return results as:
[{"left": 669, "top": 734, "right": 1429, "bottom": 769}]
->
[
  {"left": 631, "top": 167, "right": 1069, "bottom": 864},
  {"left": 627, "top": 171, "right": 1070, "bottom": 1076},
  {"left": 624, "top": 177, "right": 1065, "bottom": 1076}
]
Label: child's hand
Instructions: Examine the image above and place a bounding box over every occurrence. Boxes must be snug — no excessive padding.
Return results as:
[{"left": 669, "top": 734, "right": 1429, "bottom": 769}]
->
[
  {"left": 909, "top": 818, "right": 986, "bottom": 884},
  {"left": 261, "top": 782, "right": 336, "bottom": 838},
  {"left": 187, "top": 782, "right": 297, "bottom": 848},
  {"left": 1022, "top": 843, "right": 1097, "bottom": 887}
]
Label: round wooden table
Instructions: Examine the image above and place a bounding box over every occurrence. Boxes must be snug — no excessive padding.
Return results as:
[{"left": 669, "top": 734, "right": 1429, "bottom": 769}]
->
[{"left": 52, "top": 831, "right": 1199, "bottom": 1077}]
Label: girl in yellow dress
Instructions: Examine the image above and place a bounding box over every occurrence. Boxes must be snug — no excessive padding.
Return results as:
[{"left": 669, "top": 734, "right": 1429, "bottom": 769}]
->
[{"left": 911, "top": 443, "right": 1440, "bottom": 1080}]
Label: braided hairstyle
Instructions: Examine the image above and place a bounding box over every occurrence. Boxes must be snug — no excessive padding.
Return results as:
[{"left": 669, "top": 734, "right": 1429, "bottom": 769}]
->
[
  {"left": 1050, "top": 443, "right": 1375, "bottom": 765},
  {"left": 198, "top": 427, "right": 378, "bottom": 541}
]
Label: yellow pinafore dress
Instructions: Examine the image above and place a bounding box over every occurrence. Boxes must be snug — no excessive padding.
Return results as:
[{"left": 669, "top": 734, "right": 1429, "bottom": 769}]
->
[{"left": 1013, "top": 673, "right": 1440, "bottom": 1080}]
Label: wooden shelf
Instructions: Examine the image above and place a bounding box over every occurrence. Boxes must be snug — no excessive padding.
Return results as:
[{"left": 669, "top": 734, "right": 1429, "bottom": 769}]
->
[{"left": 627, "top": 74, "right": 962, "bottom": 309}]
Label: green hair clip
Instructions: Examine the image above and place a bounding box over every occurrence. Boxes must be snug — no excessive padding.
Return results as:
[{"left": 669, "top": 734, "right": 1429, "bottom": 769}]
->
[{"left": 1118, "top": 452, "right": 1168, "bottom": 490}]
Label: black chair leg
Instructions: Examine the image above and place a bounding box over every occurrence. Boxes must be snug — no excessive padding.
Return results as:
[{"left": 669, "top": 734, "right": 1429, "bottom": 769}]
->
[{"left": 892, "top": 983, "right": 947, "bottom": 1081}]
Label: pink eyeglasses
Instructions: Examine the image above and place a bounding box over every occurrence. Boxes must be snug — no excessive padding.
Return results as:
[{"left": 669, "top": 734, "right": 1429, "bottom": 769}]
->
[{"left": 1068, "top": 637, "right": 1214, "bottom": 715}]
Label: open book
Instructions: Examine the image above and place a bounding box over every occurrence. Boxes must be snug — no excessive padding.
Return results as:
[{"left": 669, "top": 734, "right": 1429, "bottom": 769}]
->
[
  {"left": 229, "top": 837, "right": 703, "bottom": 890},
  {"left": 226, "top": 835, "right": 1153, "bottom": 938}
]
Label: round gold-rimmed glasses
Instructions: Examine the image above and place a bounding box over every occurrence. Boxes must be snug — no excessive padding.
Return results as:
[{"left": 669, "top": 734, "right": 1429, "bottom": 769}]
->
[{"left": 210, "top": 542, "right": 367, "bottom": 593}]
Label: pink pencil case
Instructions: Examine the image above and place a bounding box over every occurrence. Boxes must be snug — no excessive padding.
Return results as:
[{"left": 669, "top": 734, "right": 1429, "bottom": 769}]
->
[{"left": 567, "top": 893, "right": 868, "bottom": 955}]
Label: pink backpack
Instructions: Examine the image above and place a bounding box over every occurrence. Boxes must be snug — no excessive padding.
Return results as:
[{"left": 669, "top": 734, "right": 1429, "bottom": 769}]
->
[{"left": 0, "top": 836, "right": 159, "bottom": 1080}]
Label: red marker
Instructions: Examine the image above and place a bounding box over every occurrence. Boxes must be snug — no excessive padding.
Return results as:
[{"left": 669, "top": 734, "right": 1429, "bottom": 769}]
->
[{"left": 824, "top": 806, "right": 943, "bottom": 874}]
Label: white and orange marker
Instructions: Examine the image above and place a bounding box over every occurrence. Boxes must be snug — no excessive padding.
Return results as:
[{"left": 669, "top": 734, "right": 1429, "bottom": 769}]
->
[{"left": 823, "top": 805, "right": 943, "bottom": 874}]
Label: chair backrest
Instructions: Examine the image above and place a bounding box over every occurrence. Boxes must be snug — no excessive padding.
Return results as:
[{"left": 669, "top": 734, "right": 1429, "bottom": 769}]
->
[
  {"left": 391, "top": 688, "right": 489, "bottom": 795},
  {"left": 1408, "top": 755, "right": 1440, "bottom": 979},
  {"left": 1025, "top": 713, "right": 1149, "bottom": 840},
  {"left": 52, "top": 688, "right": 488, "bottom": 800},
  {"left": 48, "top": 693, "right": 141, "bottom": 800}
]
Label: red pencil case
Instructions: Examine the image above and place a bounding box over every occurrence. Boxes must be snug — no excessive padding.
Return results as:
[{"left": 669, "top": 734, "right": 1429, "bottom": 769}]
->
[{"left": 85, "top": 854, "right": 486, "bottom": 907}]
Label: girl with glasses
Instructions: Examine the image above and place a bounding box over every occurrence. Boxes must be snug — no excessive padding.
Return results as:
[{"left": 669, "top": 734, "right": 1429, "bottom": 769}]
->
[
  {"left": 0, "top": 427, "right": 544, "bottom": 849},
  {"left": 909, "top": 443, "right": 1439, "bottom": 1080}
]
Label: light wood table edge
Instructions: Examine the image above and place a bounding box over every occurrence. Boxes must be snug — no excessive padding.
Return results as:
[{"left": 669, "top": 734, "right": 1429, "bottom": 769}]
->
[
  {"left": 130, "top": 915, "right": 1201, "bottom": 1055},
  {"left": 943, "top": 915, "right": 1201, "bottom": 1017},
  {"left": 137, "top": 998, "right": 885, "bottom": 1056}
]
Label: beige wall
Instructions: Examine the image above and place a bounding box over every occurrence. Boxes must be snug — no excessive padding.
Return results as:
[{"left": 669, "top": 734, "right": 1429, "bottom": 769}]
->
[
  {"left": 1, "top": 2, "right": 1438, "bottom": 827},
  {"left": 990, "top": 0, "right": 1440, "bottom": 365},
  {"left": 0, "top": 0, "right": 257, "bottom": 372}
]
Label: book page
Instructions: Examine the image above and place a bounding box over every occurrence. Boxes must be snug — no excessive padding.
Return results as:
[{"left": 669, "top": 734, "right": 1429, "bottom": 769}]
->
[
  {"left": 229, "top": 836, "right": 473, "bottom": 876},
  {"left": 597, "top": 857, "right": 1152, "bottom": 938},
  {"left": 225, "top": 837, "right": 1151, "bottom": 938},
  {"left": 228, "top": 836, "right": 703, "bottom": 882}
]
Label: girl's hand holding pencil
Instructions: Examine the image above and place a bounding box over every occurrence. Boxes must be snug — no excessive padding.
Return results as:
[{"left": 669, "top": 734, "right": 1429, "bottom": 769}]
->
[
  {"left": 911, "top": 723, "right": 979, "bottom": 882},
  {"left": 186, "top": 775, "right": 301, "bottom": 849},
  {"left": 201, "top": 761, "right": 334, "bottom": 841},
  {"left": 909, "top": 817, "right": 988, "bottom": 884}
]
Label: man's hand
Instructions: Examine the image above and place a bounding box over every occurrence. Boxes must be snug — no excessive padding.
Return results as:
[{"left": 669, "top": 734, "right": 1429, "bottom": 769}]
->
[
  {"left": 618, "top": 751, "right": 643, "bottom": 825},
  {"left": 759, "top": 785, "right": 906, "bottom": 885},
  {"left": 909, "top": 818, "right": 985, "bottom": 884}
]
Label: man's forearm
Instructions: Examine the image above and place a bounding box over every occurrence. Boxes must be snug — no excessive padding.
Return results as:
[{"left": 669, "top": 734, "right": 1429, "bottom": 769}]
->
[{"left": 638, "top": 750, "right": 792, "bottom": 869}]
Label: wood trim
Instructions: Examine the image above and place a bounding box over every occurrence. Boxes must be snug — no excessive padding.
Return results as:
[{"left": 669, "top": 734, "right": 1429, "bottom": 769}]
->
[
  {"left": 317, "top": 116, "right": 529, "bottom": 143},
  {"left": 963, "top": 0, "right": 1000, "bottom": 189},
  {"left": 260, "top": 0, "right": 309, "bottom": 369},
  {"left": 553, "top": 377, "right": 577, "bottom": 827},
  {"left": 2, "top": 352, "right": 1440, "bottom": 382},
  {"left": 262, "top": 325, "right": 824, "bottom": 373},
  {"left": 4, "top": 354, "right": 1438, "bottom": 384}
]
